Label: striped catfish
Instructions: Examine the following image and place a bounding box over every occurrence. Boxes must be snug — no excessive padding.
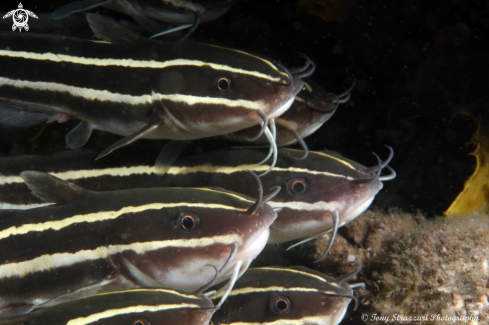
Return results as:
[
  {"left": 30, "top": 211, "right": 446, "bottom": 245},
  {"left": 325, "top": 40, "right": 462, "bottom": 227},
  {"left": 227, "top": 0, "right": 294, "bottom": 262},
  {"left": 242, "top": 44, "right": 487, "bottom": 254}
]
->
[
  {"left": 0, "top": 288, "right": 215, "bottom": 325},
  {"left": 226, "top": 77, "right": 354, "bottom": 158},
  {"left": 0, "top": 14, "right": 303, "bottom": 167},
  {"left": 52, "top": 0, "right": 238, "bottom": 40},
  {"left": 0, "top": 145, "right": 395, "bottom": 258},
  {"left": 0, "top": 171, "right": 277, "bottom": 311},
  {"left": 210, "top": 265, "right": 361, "bottom": 325}
]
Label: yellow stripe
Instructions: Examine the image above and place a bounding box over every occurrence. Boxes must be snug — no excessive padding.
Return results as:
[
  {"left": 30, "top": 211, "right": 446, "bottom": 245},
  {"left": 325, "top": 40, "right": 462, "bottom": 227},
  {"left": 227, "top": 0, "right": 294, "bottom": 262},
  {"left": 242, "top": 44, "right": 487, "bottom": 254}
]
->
[
  {"left": 0, "top": 77, "right": 264, "bottom": 109},
  {"left": 0, "top": 202, "right": 247, "bottom": 240},
  {"left": 66, "top": 303, "right": 202, "bottom": 325},
  {"left": 85, "top": 288, "right": 199, "bottom": 300},
  {"left": 267, "top": 201, "right": 341, "bottom": 212},
  {"left": 155, "top": 93, "right": 264, "bottom": 109},
  {"left": 202, "top": 44, "right": 286, "bottom": 78},
  {"left": 167, "top": 165, "right": 353, "bottom": 178},
  {"left": 0, "top": 197, "right": 338, "bottom": 213},
  {"left": 0, "top": 234, "right": 241, "bottom": 279},
  {"left": 252, "top": 267, "right": 328, "bottom": 283},
  {"left": 0, "top": 163, "right": 353, "bottom": 187},
  {"left": 0, "top": 200, "right": 339, "bottom": 212},
  {"left": 0, "top": 50, "right": 281, "bottom": 82},
  {"left": 308, "top": 150, "right": 359, "bottom": 170},
  {"left": 212, "top": 286, "right": 338, "bottom": 299}
]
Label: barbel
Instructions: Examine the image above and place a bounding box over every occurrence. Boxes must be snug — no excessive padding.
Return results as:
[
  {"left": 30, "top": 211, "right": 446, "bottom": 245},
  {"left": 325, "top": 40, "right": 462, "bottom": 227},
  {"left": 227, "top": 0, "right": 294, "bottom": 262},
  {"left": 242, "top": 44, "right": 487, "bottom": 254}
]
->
[
  {"left": 0, "top": 170, "right": 277, "bottom": 312},
  {"left": 0, "top": 14, "right": 303, "bottom": 174},
  {"left": 210, "top": 265, "right": 360, "bottom": 325},
  {"left": 0, "top": 288, "right": 216, "bottom": 325},
  {"left": 52, "top": 0, "right": 239, "bottom": 40},
  {"left": 0, "top": 144, "right": 395, "bottom": 257},
  {"left": 226, "top": 78, "right": 354, "bottom": 159}
]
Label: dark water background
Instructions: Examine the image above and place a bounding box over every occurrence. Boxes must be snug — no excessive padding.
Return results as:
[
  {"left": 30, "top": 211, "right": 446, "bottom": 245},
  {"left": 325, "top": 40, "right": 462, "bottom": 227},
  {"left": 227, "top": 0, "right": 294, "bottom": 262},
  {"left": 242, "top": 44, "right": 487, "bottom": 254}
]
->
[
  {"left": 0, "top": 1, "right": 487, "bottom": 324},
  {"left": 0, "top": 0, "right": 487, "bottom": 216}
]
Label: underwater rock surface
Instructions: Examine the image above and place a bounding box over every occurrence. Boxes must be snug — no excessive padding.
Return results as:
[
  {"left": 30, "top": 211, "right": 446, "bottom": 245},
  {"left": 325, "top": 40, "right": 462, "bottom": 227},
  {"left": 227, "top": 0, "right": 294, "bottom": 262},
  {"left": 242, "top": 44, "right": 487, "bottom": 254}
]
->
[{"left": 316, "top": 211, "right": 489, "bottom": 325}]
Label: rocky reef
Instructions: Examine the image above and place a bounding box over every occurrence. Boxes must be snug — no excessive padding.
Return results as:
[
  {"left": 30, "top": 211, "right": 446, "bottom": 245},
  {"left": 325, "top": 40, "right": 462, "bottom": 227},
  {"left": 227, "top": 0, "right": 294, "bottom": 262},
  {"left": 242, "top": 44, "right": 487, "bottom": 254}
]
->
[{"left": 316, "top": 210, "right": 489, "bottom": 325}]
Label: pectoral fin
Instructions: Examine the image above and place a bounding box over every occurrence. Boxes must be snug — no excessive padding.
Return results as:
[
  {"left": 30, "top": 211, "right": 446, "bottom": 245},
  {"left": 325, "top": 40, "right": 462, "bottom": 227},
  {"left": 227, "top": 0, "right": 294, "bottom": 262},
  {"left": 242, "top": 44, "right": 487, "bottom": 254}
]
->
[
  {"left": 0, "top": 305, "right": 35, "bottom": 318},
  {"left": 154, "top": 141, "right": 188, "bottom": 176},
  {"left": 52, "top": 0, "right": 111, "bottom": 20},
  {"left": 0, "top": 105, "right": 50, "bottom": 128},
  {"left": 20, "top": 171, "right": 93, "bottom": 204},
  {"left": 66, "top": 121, "right": 93, "bottom": 149},
  {"left": 96, "top": 106, "right": 165, "bottom": 160},
  {"left": 109, "top": 254, "right": 161, "bottom": 288}
]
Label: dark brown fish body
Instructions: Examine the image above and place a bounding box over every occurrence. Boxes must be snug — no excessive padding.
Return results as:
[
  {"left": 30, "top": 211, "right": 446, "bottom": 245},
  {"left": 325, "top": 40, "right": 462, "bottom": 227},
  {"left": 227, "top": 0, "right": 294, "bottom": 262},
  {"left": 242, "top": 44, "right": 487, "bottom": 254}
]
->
[
  {"left": 211, "top": 266, "right": 355, "bottom": 325},
  {"left": 160, "top": 148, "right": 382, "bottom": 244},
  {"left": 227, "top": 78, "right": 349, "bottom": 146},
  {"left": 0, "top": 146, "right": 386, "bottom": 244},
  {"left": 0, "top": 172, "right": 276, "bottom": 310},
  {"left": 0, "top": 28, "right": 302, "bottom": 153},
  {"left": 0, "top": 288, "right": 215, "bottom": 325},
  {"left": 52, "top": 0, "right": 238, "bottom": 32},
  {"left": 106, "top": 0, "right": 238, "bottom": 25}
]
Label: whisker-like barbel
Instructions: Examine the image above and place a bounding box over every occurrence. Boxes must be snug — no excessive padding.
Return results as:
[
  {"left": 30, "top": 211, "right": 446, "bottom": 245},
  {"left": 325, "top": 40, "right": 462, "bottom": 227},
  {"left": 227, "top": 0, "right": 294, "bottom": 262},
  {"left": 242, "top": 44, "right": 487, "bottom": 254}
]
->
[
  {"left": 296, "top": 60, "right": 317, "bottom": 79},
  {"left": 246, "top": 170, "right": 264, "bottom": 215},
  {"left": 333, "top": 263, "right": 363, "bottom": 284},
  {"left": 225, "top": 77, "right": 353, "bottom": 158},
  {"left": 0, "top": 145, "right": 391, "bottom": 254},
  {"left": 0, "top": 14, "right": 303, "bottom": 164},
  {"left": 52, "top": 0, "right": 238, "bottom": 39},
  {"left": 379, "top": 165, "right": 397, "bottom": 181},
  {"left": 288, "top": 52, "right": 312, "bottom": 75},
  {"left": 246, "top": 110, "right": 269, "bottom": 142},
  {"left": 314, "top": 211, "right": 339, "bottom": 262},
  {"left": 211, "top": 266, "right": 357, "bottom": 325},
  {"left": 0, "top": 170, "right": 277, "bottom": 311}
]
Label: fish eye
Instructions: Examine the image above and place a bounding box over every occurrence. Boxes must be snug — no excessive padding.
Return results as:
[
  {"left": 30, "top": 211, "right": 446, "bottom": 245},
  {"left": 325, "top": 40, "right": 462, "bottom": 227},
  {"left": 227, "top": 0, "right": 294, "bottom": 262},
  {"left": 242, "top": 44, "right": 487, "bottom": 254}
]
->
[
  {"left": 270, "top": 296, "right": 291, "bottom": 314},
  {"left": 287, "top": 178, "right": 307, "bottom": 195},
  {"left": 178, "top": 212, "right": 200, "bottom": 231},
  {"left": 133, "top": 320, "right": 150, "bottom": 325},
  {"left": 217, "top": 77, "right": 232, "bottom": 91}
]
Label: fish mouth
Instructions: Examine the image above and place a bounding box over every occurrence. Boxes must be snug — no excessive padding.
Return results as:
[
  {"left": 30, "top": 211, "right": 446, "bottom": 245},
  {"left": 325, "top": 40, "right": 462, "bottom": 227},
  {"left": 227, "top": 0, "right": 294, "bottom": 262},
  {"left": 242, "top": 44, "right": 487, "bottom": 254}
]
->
[
  {"left": 237, "top": 227, "right": 270, "bottom": 261},
  {"left": 290, "top": 74, "right": 306, "bottom": 98},
  {"left": 332, "top": 306, "right": 350, "bottom": 325},
  {"left": 219, "top": 228, "right": 270, "bottom": 279},
  {"left": 340, "top": 197, "right": 375, "bottom": 227},
  {"left": 268, "top": 96, "right": 297, "bottom": 119},
  {"left": 268, "top": 74, "right": 304, "bottom": 119}
]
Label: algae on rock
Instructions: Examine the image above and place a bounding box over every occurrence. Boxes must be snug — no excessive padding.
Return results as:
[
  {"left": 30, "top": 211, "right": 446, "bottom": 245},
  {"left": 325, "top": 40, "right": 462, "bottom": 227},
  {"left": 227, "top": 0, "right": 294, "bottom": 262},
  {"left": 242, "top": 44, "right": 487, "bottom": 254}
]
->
[{"left": 315, "top": 210, "right": 489, "bottom": 324}]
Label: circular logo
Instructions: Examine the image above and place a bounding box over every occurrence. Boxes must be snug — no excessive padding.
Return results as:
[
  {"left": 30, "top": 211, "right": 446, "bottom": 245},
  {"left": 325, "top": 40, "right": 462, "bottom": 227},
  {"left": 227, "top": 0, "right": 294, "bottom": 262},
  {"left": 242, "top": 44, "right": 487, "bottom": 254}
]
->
[
  {"left": 2, "top": 3, "right": 37, "bottom": 32},
  {"left": 13, "top": 9, "right": 29, "bottom": 28}
]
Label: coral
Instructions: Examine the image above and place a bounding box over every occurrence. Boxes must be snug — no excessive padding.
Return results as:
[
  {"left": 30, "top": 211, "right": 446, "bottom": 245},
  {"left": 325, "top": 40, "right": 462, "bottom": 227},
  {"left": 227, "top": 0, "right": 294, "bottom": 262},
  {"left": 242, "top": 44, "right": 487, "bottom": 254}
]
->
[{"left": 315, "top": 210, "right": 489, "bottom": 324}]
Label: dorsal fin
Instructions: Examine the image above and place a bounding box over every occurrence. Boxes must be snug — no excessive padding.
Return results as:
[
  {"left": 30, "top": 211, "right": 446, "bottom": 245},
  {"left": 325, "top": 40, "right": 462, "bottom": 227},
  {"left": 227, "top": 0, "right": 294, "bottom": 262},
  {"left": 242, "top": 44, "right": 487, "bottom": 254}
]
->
[
  {"left": 20, "top": 171, "right": 92, "bottom": 204},
  {"left": 86, "top": 13, "right": 146, "bottom": 44}
]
